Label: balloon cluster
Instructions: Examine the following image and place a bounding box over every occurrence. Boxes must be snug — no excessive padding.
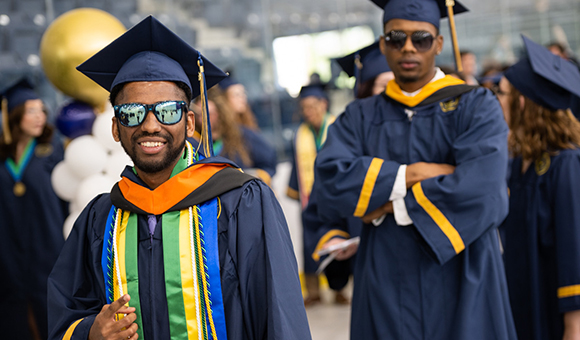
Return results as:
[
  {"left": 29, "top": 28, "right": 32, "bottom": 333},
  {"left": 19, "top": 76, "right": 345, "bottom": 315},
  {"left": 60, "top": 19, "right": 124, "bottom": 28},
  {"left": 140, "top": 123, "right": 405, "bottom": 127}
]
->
[
  {"left": 40, "top": 8, "right": 128, "bottom": 239},
  {"left": 51, "top": 107, "right": 132, "bottom": 239}
]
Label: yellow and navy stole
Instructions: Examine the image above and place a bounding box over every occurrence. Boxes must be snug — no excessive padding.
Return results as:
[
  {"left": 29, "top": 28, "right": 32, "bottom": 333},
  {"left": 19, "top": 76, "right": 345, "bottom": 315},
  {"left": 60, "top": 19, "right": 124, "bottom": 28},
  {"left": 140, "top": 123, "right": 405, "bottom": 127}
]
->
[
  {"left": 384, "top": 75, "right": 474, "bottom": 108},
  {"left": 295, "top": 114, "right": 335, "bottom": 209},
  {"left": 102, "top": 141, "right": 250, "bottom": 340}
]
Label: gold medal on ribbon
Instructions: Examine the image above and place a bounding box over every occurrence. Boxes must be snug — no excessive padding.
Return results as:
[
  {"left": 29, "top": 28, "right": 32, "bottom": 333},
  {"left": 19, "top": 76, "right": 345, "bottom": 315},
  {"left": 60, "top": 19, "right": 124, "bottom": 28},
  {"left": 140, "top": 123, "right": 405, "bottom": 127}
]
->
[{"left": 13, "top": 182, "right": 26, "bottom": 196}]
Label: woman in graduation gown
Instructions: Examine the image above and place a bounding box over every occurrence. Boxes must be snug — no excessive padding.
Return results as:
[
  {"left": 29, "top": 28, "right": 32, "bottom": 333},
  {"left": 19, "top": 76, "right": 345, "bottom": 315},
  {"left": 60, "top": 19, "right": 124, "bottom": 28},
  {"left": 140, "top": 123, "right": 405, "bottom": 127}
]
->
[
  {"left": 191, "top": 87, "right": 277, "bottom": 184},
  {"left": 0, "top": 79, "right": 67, "bottom": 339},
  {"left": 498, "top": 36, "right": 580, "bottom": 340}
]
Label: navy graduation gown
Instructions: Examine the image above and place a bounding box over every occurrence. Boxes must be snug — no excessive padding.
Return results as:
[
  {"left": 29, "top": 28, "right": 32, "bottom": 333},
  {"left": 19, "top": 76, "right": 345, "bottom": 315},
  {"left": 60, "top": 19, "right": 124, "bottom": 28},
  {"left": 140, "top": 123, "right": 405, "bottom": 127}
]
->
[
  {"left": 47, "top": 166, "right": 310, "bottom": 340},
  {"left": 239, "top": 127, "right": 277, "bottom": 178},
  {"left": 314, "top": 87, "right": 516, "bottom": 339},
  {"left": 0, "top": 137, "right": 67, "bottom": 339},
  {"left": 501, "top": 149, "right": 580, "bottom": 340}
]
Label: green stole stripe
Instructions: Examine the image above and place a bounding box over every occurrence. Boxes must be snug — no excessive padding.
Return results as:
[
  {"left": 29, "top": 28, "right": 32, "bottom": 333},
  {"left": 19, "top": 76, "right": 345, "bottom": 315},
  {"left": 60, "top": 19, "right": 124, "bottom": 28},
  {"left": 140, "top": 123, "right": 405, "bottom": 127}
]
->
[
  {"left": 162, "top": 211, "right": 189, "bottom": 339},
  {"left": 125, "top": 213, "right": 145, "bottom": 339}
]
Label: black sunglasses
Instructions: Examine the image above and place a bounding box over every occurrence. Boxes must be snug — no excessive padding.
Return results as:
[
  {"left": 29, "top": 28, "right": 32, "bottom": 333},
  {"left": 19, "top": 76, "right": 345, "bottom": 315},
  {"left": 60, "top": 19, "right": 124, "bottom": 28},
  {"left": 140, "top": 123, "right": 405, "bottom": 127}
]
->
[
  {"left": 384, "top": 31, "right": 435, "bottom": 52},
  {"left": 114, "top": 100, "right": 188, "bottom": 127}
]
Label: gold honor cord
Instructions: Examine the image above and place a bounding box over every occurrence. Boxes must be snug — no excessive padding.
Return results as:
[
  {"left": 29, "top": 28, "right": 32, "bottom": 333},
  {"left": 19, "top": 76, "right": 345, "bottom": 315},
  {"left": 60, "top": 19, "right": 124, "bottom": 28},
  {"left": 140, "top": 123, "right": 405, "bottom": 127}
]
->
[
  {"left": 2, "top": 98, "right": 12, "bottom": 144},
  {"left": 446, "top": 0, "right": 463, "bottom": 73}
]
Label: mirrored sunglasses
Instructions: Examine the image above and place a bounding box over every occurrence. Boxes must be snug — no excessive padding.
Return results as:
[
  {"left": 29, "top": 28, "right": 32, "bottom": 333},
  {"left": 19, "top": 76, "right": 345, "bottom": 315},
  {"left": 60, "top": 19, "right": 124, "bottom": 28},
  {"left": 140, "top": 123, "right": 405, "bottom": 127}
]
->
[
  {"left": 384, "top": 31, "right": 435, "bottom": 53},
  {"left": 114, "top": 101, "right": 187, "bottom": 127}
]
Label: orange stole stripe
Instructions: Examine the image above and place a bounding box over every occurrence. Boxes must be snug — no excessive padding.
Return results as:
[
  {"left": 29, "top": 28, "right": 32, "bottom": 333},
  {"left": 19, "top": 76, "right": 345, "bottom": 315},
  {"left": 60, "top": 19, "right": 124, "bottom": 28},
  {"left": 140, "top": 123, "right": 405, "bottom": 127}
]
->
[{"left": 118, "top": 163, "right": 231, "bottom": 215}]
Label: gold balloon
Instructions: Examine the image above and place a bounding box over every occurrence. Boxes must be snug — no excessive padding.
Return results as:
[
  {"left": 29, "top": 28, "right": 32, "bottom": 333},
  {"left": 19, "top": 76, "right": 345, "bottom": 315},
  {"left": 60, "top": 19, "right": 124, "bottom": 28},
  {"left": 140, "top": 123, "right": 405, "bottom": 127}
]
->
[{"left": 40, "top": 8, "right": 126, "bottom": 107}]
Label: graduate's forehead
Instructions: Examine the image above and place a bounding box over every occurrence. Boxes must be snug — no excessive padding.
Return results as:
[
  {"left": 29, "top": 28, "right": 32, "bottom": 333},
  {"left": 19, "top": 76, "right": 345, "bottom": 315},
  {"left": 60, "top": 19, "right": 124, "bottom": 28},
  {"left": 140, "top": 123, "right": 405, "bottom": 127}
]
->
[
  {"left": 116, "top": 81, "right": 186, "bottom": 104},
  {"left": 384, "top": 19, "right": 438, "bottom": 35}
]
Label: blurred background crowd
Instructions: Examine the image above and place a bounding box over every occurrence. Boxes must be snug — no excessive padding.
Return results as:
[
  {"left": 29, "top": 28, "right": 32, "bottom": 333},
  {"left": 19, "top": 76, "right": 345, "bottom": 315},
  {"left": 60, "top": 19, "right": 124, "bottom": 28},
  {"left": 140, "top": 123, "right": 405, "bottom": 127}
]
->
[{"left": 0, "top": 0, "right": 579, "bottom": 339}]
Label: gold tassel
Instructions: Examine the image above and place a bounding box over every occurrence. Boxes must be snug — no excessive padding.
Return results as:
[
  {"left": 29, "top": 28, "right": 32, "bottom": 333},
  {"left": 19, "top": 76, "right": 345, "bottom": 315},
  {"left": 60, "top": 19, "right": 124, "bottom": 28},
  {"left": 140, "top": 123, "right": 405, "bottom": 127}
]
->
[
  {"left": 446, "top": 0, "right": 463, "bottom": 73},
  {"left": 197, "top": 60, "right": 212, "bottom": 157},
  {"left": 2, "top": 97, "right": 12, "bottom": 144}
]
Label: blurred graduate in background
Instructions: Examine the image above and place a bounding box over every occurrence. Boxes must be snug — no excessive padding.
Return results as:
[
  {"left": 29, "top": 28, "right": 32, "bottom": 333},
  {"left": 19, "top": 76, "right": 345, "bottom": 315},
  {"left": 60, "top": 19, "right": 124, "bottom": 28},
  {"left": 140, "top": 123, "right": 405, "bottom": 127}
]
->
[
  {"left": 191, "top": 86, "right": 277, "bottom": 184},
  {"left": 0, "top": 78, "right": 67, "bottom": 339},
  {"left": 287, "top": 84, "right": 344, "bottom": 305},
  {"left": 219, "top": 77, "right": 260, "bottom": 130},
  {"left": 498, "top": 35, "right": 580, "bottom": 340}
]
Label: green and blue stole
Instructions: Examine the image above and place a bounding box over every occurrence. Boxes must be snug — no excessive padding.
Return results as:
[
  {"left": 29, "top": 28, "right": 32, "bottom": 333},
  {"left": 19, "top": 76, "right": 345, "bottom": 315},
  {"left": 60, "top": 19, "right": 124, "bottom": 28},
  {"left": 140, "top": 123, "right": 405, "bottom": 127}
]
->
[{"left": 102, "top": 142, "right": 228, "bottom": 340}]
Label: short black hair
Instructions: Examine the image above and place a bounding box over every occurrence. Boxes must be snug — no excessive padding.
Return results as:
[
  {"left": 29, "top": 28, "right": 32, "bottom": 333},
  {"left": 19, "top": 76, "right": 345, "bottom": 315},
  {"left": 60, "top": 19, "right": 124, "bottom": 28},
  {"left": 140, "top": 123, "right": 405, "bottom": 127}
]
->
[{"left": 109, "top": 81, "right": 193, "bottom": 106}]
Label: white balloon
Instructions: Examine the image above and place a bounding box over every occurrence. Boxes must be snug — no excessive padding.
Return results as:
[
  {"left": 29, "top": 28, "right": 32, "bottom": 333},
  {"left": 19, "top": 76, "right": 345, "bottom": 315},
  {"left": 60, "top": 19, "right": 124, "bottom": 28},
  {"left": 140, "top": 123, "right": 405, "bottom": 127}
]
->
[
  {"left": 51, "top": 161, "right": 81, "bottom": 201},
  {"left": 75, "top": 174, "right": 117, "bottom": 211},
  {"left": 104, "top": 150, "right": 132, "bottom": 178},
  {"left": 92, "top": 107, "right": 119, "bottom": 152},
  {"left": 64, "top": 135, "right": 108, "bottom": 179},
  {"left": 63, "top": 211, "right": 81, "bottom": 240}
]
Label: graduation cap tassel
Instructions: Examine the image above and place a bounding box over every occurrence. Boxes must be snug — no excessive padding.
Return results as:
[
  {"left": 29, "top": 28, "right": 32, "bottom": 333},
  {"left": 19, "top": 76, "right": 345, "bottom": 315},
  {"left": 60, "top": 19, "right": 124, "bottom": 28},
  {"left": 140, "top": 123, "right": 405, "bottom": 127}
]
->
[
  {"left": 2, "top": 97, "right": 12, "bottom": 145},
  {"left": 197, "top": 53, "right": 214, "bottom": 158},
  {"left": 354, "top": 53, "right": 363, "bottom": 95},
  {"left": 446, "top": 0, "right": 463, "bottom": 73}
]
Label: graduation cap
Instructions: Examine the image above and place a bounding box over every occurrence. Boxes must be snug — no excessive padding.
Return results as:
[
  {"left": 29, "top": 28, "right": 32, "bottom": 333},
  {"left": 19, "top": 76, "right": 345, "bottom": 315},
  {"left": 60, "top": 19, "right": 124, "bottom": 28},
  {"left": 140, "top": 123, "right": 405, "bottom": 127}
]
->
[
  {"left": 299, "top": 85, "right": 327, "bottom": 100},
  {"left": 370, "top": 0, "right": 468, "bottom": 28},
  {"left": 219, "top": 76, "right": 240, "bottom": 90},
  {"left": 77, "top": 15, "right": 228, "bottom": 157},
  {"left": 335, "top": 41, "right": 390, "bottom": 97},
  {"left": 504, "top": 35, "right": 580, "bottom": 111},
  {"left": 1, "top": 78, "right": 39, "bottom": 144}
]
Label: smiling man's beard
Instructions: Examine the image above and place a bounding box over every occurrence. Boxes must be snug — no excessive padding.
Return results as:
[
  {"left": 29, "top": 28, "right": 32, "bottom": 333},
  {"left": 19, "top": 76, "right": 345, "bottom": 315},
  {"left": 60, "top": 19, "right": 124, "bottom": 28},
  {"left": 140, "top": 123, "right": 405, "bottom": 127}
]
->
[{"left": 119, "top": 129, "right": 186, "bottom": 174}]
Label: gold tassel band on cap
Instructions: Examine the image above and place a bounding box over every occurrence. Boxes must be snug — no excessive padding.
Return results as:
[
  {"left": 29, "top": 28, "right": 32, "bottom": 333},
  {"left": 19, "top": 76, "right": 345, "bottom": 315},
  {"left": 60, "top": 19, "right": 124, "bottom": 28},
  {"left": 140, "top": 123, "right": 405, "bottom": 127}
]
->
[
  {"left": 2, "top": 97, "right": 12, "bottom": 144},
  {"left": 446, "top": 0, "right": 463, "bottom": 73},
  {"left": 197, "top": 59, "right": 212, "bottom": 158}
]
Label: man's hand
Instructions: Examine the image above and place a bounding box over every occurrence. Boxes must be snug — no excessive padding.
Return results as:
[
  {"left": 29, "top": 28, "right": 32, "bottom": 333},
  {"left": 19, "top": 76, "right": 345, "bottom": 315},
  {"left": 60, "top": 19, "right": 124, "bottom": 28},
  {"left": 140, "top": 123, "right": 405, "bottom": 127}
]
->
[
  {"left": 322, "top": 238, "right": 358, "bottom": 261},
  {"left": 361, "top": 201, "right": 393, "bottom": 224},
  {"left": 406, "top": 162, "right": 456, "bottom": 189},
  {"left": 89, "top": 294, "right": 139, "bottom": 340},
  {"left": 563, "top": 310, "right": 580, "bottom": 340}
]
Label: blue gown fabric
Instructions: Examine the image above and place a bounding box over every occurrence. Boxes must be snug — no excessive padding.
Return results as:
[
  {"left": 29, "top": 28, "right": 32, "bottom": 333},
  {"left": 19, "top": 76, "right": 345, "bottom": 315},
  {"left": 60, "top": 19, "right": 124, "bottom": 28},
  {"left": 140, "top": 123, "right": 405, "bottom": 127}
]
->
[
  {"left": 501, "top": 150, "right": 580, "bottom": 340},
  {"left": 313, "top": 88, "right": 516, "bottom": 339},
  {"left": 47, "top": 159, "right": 310, "bottom": 340},
  {"left": 0, "top": 137, "right": 67, "bottom": 339}
]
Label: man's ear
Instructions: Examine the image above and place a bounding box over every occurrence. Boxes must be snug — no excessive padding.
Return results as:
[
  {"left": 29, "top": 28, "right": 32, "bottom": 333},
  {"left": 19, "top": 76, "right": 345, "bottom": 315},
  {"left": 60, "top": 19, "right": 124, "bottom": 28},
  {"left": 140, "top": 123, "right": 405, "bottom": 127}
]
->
[
  {"left": 379, "top": 35, "right": 387, "bottom": 56},
  {"left": 436, "top": 34, "right": 444, "bottom": 54},
  {"left": 519, "top": 95, "right": 525, "bottom": 111},
  {"left": 186, "top": 110, "right": 195, "bottom": 138},
  {"left": 112, "top": 117, "right": 120, "bottom": 142}
]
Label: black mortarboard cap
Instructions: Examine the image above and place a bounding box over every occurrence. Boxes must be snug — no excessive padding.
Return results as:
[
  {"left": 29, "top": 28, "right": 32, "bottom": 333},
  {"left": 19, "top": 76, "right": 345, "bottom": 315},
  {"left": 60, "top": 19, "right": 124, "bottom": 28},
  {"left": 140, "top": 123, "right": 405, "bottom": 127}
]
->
[
  {"left": 504, "top": 35, "right": 580, "bottom": 111},
  {"left": 335, "top": 41, "right": 390, "bottom": 94},
  {"left": 219, "top": 76, "right": 240, "bottom": 90},
  {"left": 1, "top": 78, "right": 39, "bottom": 113},
  {"left": 370, "top": 0, "right": 468, "bottom": 28},
  {"left": 77, "top": 16, "right": 227, "bottom": 98},
  {"left": 299, "top": 85, "right": 327, "bottom": 100}
]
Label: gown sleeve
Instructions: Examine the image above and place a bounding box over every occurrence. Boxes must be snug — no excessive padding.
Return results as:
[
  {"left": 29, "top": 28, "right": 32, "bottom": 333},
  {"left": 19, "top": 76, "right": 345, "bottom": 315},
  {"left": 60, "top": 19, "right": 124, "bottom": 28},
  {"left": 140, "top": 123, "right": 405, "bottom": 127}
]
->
[
  {"left": 404, "top": 89, "right": 509, "bottom": 264},
  {"left": 229, "top": 180, "right": 311, "bottom": 340},
  {"left": 552, "top": 152, "right": 580, "bottom": 312},
  {"left": 314, "top": 101, "right": 403, "bottom": 221},
  {"left": 47, "top": 196, "right": 109, "bottom": 340},
  {"left": 302, "top": 188, "right": 352, "bottom": 290}
]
